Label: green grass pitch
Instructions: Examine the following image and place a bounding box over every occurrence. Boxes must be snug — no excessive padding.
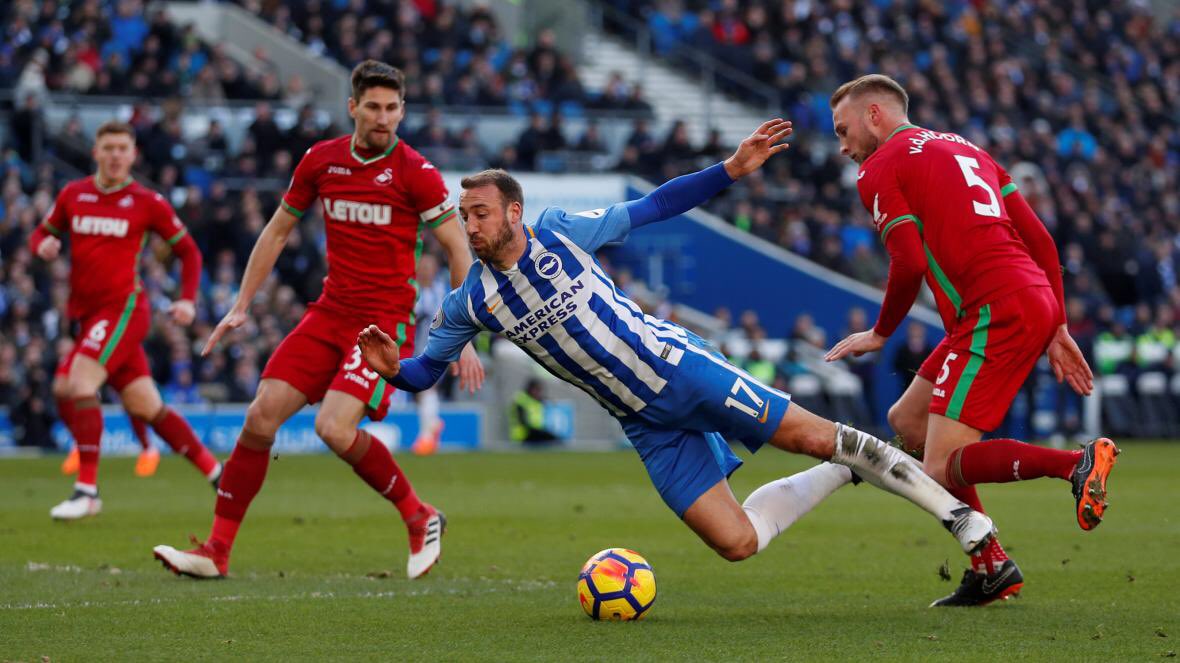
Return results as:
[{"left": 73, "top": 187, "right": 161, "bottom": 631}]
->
[{"left": 2, "top": 444, "right": 1178, "bottom": 661}]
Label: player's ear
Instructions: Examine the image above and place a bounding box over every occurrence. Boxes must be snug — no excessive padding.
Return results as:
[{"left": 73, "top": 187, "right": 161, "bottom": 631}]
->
[
  {"left": 509, "top": 201, "right": 523, "bottom": 224},
  {"left": 347, "top": 96, "right": 357, "bottom": 119}
]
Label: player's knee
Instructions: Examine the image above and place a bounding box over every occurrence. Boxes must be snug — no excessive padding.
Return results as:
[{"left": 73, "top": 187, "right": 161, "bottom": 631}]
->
[
  {"left": 124, "top": 399, "right": 160, "bottom": 422},
  {"left": 244, "top": 398, "right": 283, "bottom": 438},
  {"left": 715, "top": 534, "right": 758, "bottom": 562},
  {"left": 314, "top": 416, "right": 354, "bottom": 454},
  {"left": 887, "top": 405, "right": 925, "bottom": 456},
  {"left": 709, "top": 526, "right": 758, "bottom": 562},
  {"left": 64, "top": 379, "right": 98, "bottom": 403}
]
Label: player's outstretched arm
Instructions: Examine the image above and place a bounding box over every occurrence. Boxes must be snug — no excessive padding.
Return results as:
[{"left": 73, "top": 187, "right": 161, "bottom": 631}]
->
[
  {"left": 358, "top": 324, "right": 450, "bottom": 393},
  {"left": 202, "top": 207, "right": 299, "bottom": 355},
  {"left": 722, "top": 118, "right": 793, "bottom": 179},
  {"left": 625, "top": 119, "right": 792, "bottom": 229},
  {"left": 358, "top": 324, "right": 402, "bottom": 378}
]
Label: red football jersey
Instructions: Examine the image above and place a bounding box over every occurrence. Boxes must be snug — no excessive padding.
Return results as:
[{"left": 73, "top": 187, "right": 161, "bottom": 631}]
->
[
  {"left": 40, "top": 177, "right": 190, "bottom": 319},
  {"left": 858, "top": 125, "right": 1049, "bottom": 330},
  {"left": 281, "top": 135, "right": 456, "bottom": 317}
]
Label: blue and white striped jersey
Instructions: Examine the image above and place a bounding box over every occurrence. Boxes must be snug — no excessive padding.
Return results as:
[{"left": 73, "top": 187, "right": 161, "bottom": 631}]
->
[{"left": 421, "top": 204, "right": 689, "bottom": 416}]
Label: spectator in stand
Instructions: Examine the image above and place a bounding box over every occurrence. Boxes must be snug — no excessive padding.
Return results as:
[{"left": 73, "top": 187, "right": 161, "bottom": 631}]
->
[{"left": 893, "top": 322, "right": 935, "bottom": 391}]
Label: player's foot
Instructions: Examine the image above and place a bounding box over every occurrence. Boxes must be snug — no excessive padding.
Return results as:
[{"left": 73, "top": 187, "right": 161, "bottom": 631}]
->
[
  {"left": 60, "top": 447, "right": 79, "bottom": 475},
  {"left": 135, "top": 447, "right": 160, "bottom": 477},
  {"left": 50, "top": 489, "right": 102, "bottom": 520},
  {"left": 406, "top": 504, "right": 446, "bottom": 579},
  {"left": 412, "top": 421, "right": 444, "bottom": 456},
  {"left": 1071, "top": 437, "right": 1120, "bottom": 531},
  {"left": 943, "top": 507, "right": 994, "bottom": 555},
  {"left": 153, "top": 537, "right": 228, "bottom": 579},
  {"left": 930, "top": 559, "right": 1024, "bottom": 607}
]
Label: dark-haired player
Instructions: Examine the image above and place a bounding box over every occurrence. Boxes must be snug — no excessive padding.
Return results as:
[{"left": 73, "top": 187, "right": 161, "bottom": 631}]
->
[
  {"left": 825, "top": 74, "right": 1118, "bottom": 606},
  {"left": 31, "top": 121, "right": 222, "bottom": 520},
  {"left": 153, "top": 61, "right": 483, "bottom": 579}
]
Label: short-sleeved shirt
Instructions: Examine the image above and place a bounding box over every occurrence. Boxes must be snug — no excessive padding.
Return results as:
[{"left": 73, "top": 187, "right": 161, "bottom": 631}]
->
[
  {"left": 281, "top": 135, "right": 455, "bottom": 318},
  {"left": 423, "top": 204, "right": 690, "bottom": 416},
  {"left": 40, "top": 177, "right": 188, "bottom": 318},
  {"left": 857, "top": 125, "right": 1049, "bottom": 330}
]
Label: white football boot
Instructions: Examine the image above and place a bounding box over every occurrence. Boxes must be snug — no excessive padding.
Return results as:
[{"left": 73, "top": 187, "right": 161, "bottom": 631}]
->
[
  {"left": 406, "top": 505, "right": 446, "bottom": 579},
  {"left": 944, "top": 507, "right": 995, "bottom": 556},
  {"left": 153, "top": 538, "right": 228, "bottom": 579},
  {"left": 50, "top": 489, "right": 102, "bottom": 520}
]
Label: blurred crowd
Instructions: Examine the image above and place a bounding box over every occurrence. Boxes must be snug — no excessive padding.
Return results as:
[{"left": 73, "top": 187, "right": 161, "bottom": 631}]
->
[
  {"left": 611, "top": 0, "right": 1180, "bottom": 397},
  {"left": 2, "top": 0, "right": 301, "bottom": 103},
  {"left": 238, "top": 0, "right": 653, "bottom": 116}
]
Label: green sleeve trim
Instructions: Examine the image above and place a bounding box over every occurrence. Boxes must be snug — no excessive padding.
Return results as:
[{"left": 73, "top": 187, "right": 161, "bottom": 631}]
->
[
  {"left": 885, "top": 213, "right": 961, "bottom": 316},
  {"left": 43, "top": 223, "right": 62, "bottom": 237},
  {"left": 426, "top": 207, "right": 457, "bottom": 228},
  {"left": 281, "top": 199, "right": 305, "bottom": 219},
  {"left": 1000, "top": 182, "right": 1018, "bottom": 197},
  {"left": 166, "top": 228, "right": 188, "bottom": 246},
  {"left": 879, "top": 214, "right": 918, "bottom": 243}
]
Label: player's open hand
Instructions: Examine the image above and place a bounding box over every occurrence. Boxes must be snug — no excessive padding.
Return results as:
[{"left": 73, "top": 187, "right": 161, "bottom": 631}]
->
[
  {"left": 202, "top": 308, "right": 248, "bottom": 356},
  {"left": 36, "top": 236, "right": 62, "bottom": 261},
  {"left": 825, "top": 329, "right": 887, "bottom": 362},
  {"left": 723, "top": 119, "right": 793, "bottom": 179},
  {"left": 1047, "top": 325, "right": 1093, "bottom": 396},
  {"left": 169, "top": 299, "right": 196, "bottom": 327},
  {"left": 450, "top": 342, "right": 485, "bottom": 394},
  {"left": 358, "top": 324, "right": 401, "bottom": 378}
]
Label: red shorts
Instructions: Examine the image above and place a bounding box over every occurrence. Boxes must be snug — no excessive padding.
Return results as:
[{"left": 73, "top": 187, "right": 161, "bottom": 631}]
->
[
  {"left": 57, "top": 292, "right": 152, "bottom": 392},
  {"left": 261, "top": 305, "right": 414, "bottom": 421},
  {"left": 917, "top": 286, "right": 1057, "bottom": 432}
]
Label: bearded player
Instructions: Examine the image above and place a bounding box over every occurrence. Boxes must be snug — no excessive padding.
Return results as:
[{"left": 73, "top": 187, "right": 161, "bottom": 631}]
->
[
  {"left": 824, "top": 74, "right": 1118, "bottom": 606},
  {"left": 31, "top": 121, "right": 223, "bottom": 520},
  {"left": 356, "top": 121, "right": 1003, "bottom": 591},
  {"left": 153, "top": 60, "right": 483, "bottom": 580}
]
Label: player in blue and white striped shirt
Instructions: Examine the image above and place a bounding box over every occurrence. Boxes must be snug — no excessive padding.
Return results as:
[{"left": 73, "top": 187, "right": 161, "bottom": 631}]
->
[{"left": 359, "top": 120, "right": 995, "bottom": 569}]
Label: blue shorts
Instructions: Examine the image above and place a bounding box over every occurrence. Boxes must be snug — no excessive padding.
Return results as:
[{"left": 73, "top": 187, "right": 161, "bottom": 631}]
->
[{"left": 619, "top": 336, "right": 792, "bottom": 517}]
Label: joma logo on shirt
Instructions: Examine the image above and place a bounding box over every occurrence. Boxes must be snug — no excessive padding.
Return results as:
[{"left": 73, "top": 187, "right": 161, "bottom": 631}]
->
[
  {"left": 322, "top": 198, "right": 392, "bottom": 225},
  {"left": 71, "top": 215, "right": 129, "bottom": 237}
]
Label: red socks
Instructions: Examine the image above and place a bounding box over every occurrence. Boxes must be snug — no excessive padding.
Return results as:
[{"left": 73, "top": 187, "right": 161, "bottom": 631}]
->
[
  {"left": 948, "top": 439, "right": 1083, "bottom": 487},
  {"left": 131, "top": 415, "right": 151, "bottom": 450},
  {"left": 57, "top": 397, "right": 76, "bottom": 430},
  {"left": 340, "top": 430, "right": 424, "bottom": 522},
  {"left": 72, "top": 397, "right": 103, "bottom": 487},
  {"left": 210, "top": 431, "right": 272, "bottom": 549},
  {"left": 151, "top": 407, "right": 221, "bottom": 478},
  {"left": 947, "top": 484, "right": 1009, "bottom": 574}
]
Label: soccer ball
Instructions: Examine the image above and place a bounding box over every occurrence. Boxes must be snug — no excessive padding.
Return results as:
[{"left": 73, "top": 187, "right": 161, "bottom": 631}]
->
[{"left": 577, "top": 548, "right": 656, "bottom": 621}]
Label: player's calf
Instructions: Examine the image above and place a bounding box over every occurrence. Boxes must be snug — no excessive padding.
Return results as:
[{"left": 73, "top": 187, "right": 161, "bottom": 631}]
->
[{"left": 886, "top": 405, "right": 927, "bottom": 457}]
